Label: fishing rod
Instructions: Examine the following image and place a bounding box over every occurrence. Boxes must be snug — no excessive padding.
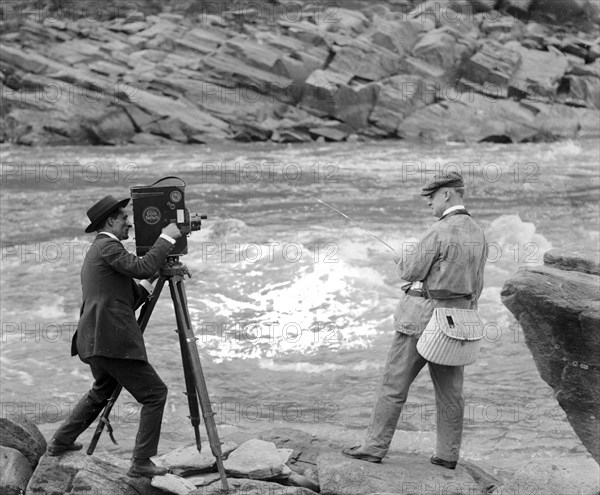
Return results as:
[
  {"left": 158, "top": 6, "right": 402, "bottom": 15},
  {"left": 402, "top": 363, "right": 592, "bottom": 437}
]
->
[{"left": 314, "top": 198, "right": 399, "bottom": 255}]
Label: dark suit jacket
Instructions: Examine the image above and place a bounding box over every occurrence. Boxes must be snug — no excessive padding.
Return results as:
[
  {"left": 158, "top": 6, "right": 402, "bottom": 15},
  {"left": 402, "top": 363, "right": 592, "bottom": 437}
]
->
[{"left": 71, "top": 234, "right": 174, "bottom": 362}]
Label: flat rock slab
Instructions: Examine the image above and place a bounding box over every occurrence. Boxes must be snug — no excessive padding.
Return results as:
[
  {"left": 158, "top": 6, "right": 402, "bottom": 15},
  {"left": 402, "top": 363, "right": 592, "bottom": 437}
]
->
[
  {"left": 151, "top": 473, "right": 197, "bottom": 495},
  {"left": 190, "top": 477, "right": 317, "bottom": 495},
  {"left": 184, "top": 472, "right": 221, "bottom": 487},
  {"left": 317, "top": 452, "right": 482, "bottom": 495},
  {"left": 157, "top": 442, "right": 237, "bottom": 473},
  {"left": 223, "top": 439, "right": 290, "bottom": 480},
  {"left": 544, "top": 248, "right": 600, "bottom": 275},
  {"left": 259, "top": 427, "right": 342, "bottom": 469}
]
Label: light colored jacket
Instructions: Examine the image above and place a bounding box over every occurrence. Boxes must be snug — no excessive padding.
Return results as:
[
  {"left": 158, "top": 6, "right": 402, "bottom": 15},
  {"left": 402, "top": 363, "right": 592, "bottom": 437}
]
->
[{"left": 394, "top": 210, "right": 486, "bottom": 337}]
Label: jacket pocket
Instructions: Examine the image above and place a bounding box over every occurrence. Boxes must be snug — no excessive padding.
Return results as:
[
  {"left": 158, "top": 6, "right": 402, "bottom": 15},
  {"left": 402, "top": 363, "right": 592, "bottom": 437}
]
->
[{"left": 394, "top": 292, "right": 434, "bottom": 337}]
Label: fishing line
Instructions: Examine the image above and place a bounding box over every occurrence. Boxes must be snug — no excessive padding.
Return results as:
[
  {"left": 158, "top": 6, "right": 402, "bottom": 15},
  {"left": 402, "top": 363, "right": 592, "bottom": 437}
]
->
[{"left": 313, "top": 197, "right": 399, "bottom": 255}]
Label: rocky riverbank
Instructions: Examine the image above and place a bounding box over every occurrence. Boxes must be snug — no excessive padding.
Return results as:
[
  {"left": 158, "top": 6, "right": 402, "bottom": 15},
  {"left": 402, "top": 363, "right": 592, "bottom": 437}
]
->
[
  {"left": 501, "top": 248, "right": 600, "bottom": 466},
  {"left": 1, "top": 0, "right": 599, "bottom": 146},
  {"left": 3, "top": 415, "right": 599, "bottom": 495}
]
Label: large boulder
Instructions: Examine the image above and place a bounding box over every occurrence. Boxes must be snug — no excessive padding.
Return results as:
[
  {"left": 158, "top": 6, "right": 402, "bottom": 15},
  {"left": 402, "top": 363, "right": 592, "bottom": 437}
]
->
[
  {"left": 0, "top": 415, "right": 47, "bottom": 470},
  {"left": 369, "top": 74, "right": 435, "bottom": 134},
  {"left": 560, "top": 74, "right": 600, "bottom": 109},
  {"left": 462, "top": 40, "right": 522, "bottom": 93},
  {"left": 86, "top": 107, "right": 136, "bottom": 145},
  {"left": 397, "top": 89, "right": 597, "bottom": 142},
  {"left": 26, "top": 451, "right": 164, "bottom": 495},
  {"left": 397, "top": 92, "right": 539, "bottom": 142},
  {"left": 129, "top": 89, "right": 230, "bottom": 140},
  {"left": 300, "top": 70, "right": 378, "bottom": 130},
  {"left": 506, "top": 42, "right": 570, "bottom": 100},
  {"left": 501, "top": 248, "right": 600, "bottom": 463},
  {"left": 411, "top": 26, "right": 479, "bottom": 82},
  {"left": 525, "top": 100, "right": 600, "bottom": 139},
  {"left": 1, "top": 73, "right": 116, "bottom": 145},
  {"left": 202, "top": 52, "right": 296, "bottom": 104},
  {"left": 0, "top": 446, "right": 33, "bottom": 495},
  {"left": 328, "top": 37, "right": 404, "bottom": 82},
  {"left": 530, "top": 0, "right": 599, "bottom": 30},
  {"left": 363, "top": 16, "right": 425, "bottom": 55},
  {"left": 322, "top": 8, "right": 369, "bottom": 37}
]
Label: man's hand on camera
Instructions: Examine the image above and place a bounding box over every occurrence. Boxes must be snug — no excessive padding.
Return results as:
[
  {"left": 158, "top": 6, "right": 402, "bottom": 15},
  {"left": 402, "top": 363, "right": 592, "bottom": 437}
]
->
[{"left": 162, "top": 223, "right": 182, "bottom": 240}]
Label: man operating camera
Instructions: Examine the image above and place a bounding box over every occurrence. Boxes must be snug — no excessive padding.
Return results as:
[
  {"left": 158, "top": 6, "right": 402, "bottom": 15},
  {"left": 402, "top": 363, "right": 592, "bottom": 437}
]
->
[{"left": 46, "top": 194, "right": 181, "bottom": 478}]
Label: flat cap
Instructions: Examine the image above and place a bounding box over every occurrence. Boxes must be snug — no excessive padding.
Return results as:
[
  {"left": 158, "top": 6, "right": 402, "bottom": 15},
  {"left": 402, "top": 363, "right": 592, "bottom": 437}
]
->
[{"left": 420, "top": 171, "right": 464, "bottom": 196}]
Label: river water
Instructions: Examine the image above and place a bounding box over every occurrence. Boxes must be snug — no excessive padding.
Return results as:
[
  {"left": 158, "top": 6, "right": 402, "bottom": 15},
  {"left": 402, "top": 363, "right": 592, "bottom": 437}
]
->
[{"left": 1, "top": 140, "right": 598, "bottom": 473}]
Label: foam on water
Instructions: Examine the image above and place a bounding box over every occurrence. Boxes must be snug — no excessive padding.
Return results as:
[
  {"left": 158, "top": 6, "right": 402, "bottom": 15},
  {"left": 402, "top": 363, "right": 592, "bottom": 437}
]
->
[
  {"left": 188, "top": 242, "right": 390, "bottom": 362},
  {"left": 258, "top": 358, "right": 373, "bottom": 373},
  {"left": 484, "top": 214, "right": 553, "bottom": 270}
]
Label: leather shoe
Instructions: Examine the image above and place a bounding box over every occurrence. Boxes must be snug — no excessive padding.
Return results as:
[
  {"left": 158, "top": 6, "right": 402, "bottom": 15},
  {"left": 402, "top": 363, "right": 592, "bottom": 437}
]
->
[
  {"left": 430, "top": 455, "right": 457, "bottom": 470},
  {"left": 46, "top": 440, "right": 83, "bottom": 456},
  {"left": 341, "top": 446, "right": 382, "bottom": 463},
  {"left": 128, "top": 458, "right": 168, "bottom": 478}
]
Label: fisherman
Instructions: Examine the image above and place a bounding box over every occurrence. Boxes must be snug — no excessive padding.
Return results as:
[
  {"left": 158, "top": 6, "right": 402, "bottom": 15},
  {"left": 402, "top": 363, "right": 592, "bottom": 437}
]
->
[
  {"left": 341, "top": 172, "right": 487, "bottom": 469},
  {"left": 46, "top": 195, "right": 181, "bottom": 478}
]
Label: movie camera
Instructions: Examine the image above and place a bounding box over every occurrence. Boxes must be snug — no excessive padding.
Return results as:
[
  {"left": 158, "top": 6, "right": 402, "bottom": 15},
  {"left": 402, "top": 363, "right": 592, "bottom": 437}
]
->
[{"left": 130, "top": 176, "right": 206, "bottom": 256}]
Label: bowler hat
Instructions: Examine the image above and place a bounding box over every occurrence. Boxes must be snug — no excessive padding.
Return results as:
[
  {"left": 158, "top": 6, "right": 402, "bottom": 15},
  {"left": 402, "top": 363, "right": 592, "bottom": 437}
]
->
[
  {"left": 420, "top": 172, "right": 464, "bottom": 196},
  {"left": 84, "top": 195, "right": 130, "bottom": 233}
]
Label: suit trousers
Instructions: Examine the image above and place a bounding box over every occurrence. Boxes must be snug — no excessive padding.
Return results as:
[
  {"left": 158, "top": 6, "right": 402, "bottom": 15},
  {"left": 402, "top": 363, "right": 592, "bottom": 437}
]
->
[
  {"left": 362, "top": 331, "right": 464, "bottom": 461},
  {"left": 53, "top": 356, "right": 168, "bottom": 459}
]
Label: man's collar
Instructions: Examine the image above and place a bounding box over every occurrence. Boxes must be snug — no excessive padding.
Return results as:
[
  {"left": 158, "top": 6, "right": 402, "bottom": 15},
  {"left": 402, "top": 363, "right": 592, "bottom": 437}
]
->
[
  {"left": 98, "top": 231, "right": 119, "bottom": 241},
  {"left": 442, "top": 205, "right": 466, "bottom": 217},
  {"left": 439, "top": 205, "right": 469, "bottom": 220}
]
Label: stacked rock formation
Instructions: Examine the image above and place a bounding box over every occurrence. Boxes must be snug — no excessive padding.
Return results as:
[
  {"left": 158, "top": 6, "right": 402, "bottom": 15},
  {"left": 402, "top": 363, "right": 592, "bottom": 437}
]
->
[{"left": 0, "top": 0, "right": 598, "bottom": 145}]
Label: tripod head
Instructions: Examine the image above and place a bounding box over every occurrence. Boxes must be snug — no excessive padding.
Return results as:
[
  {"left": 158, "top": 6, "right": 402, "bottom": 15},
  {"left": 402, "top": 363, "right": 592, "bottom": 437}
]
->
[{"left": 160, "top": 256, "right": 191, "bottom": 279}]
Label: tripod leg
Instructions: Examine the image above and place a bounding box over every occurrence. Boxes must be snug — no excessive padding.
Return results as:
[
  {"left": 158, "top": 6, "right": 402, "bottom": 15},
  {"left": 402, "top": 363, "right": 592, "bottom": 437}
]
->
[
  {"left": 176, "top": 314, "right": 203, "bottom": 453},
  {"left": 168, "top": 275, "right": 229, "bottom": 492}
]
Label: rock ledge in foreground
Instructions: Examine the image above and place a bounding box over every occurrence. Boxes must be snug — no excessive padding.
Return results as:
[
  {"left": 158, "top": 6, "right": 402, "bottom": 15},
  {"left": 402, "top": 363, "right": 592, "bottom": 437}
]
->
[{"left": 501, "top": 248, "right": 600, "bottom": 464}]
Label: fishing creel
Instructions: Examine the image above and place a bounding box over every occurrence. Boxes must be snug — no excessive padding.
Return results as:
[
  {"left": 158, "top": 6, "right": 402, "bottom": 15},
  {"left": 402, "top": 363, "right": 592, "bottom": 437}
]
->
[{"left": 416, "top": 308, "right": 485, "bottom": 366}]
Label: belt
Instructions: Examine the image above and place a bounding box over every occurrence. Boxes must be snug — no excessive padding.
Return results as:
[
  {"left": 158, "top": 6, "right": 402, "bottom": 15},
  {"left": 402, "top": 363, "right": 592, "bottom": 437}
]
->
[{"left": 406, "top": 289, "right": 428, "bottom": 298}]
